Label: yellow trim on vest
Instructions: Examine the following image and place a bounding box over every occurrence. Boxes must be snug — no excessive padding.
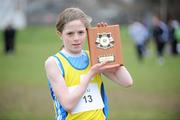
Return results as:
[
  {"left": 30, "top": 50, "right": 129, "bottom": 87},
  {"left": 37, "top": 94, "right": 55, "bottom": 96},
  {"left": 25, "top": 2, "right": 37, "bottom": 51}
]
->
[{"left": 55, "top": 51, "right": 102, "bottom": 89}]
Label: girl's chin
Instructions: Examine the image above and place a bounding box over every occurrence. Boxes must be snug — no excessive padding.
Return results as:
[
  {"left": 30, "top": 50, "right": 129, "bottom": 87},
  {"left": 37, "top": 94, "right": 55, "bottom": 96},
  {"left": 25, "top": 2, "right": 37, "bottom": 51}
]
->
[
  {"left": 71, "top": 49, "right": 82, "bottom": 54},
  {"left": 73, "top": 46, "right": 82, "bottom": 50}
]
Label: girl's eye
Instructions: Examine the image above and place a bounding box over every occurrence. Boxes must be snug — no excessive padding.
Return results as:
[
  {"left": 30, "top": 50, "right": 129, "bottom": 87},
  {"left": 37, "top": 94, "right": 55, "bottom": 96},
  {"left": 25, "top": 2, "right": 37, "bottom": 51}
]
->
[
  {"left": 78, "top": 31, "right": 85, "bottom": 35},
  {"left": 67, "top": 32, "right": 73, "bottom": 36}
]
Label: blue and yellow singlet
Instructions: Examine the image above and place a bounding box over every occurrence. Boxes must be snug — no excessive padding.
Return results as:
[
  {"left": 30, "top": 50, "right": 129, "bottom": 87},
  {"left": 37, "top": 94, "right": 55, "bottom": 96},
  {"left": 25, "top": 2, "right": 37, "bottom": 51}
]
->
[{"left": 48, "top": 50, "right": 108, "bottom": 120}]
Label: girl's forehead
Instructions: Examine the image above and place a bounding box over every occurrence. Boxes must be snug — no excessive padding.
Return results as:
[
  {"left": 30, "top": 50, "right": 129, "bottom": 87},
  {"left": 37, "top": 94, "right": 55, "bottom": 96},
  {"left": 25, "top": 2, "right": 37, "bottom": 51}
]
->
[{"left": 63, "top": 20, "right": 85, "bottom": 29}]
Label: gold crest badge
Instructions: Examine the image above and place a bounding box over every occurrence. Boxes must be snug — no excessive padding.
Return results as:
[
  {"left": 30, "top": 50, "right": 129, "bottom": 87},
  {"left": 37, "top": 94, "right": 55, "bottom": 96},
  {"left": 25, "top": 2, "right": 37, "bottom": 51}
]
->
[{"left": 96, "top": 32, "right": 114, "bottom": 49}]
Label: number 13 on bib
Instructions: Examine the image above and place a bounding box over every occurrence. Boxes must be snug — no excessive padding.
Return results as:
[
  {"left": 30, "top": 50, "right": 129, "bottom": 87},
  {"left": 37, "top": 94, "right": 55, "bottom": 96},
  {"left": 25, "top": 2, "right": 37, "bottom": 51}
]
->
[{"left": 69, "top": 83, "right": 104, "bottom": 114}]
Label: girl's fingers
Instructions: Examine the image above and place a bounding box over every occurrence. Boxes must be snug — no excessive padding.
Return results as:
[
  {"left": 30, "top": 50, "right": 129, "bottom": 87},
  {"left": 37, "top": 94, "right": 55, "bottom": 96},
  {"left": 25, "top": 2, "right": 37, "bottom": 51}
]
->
[
  {"left": 97, "top": 22, "right": 108, "bottom": 27},
  {"left": 96, "top": 61, "right": 109, "bottom": 68},
  {"left": 97, "top": 23, "right": 101, "bottom": 27},
  {"left": 101, "top": 22, "right": 108, "bottom": 27},
  {"left": 91, "top": 61, "right": 108, "bottom": 71},
  {"left": 100, "top": 60, "right": 109, "bottom": 66}
]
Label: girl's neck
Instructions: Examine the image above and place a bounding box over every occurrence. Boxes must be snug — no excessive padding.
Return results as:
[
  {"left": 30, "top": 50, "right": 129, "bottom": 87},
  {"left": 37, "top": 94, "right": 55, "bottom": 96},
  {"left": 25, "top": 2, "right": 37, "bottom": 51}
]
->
[{"left": 61, "top": 48, "right": 83, "bottom": 57}]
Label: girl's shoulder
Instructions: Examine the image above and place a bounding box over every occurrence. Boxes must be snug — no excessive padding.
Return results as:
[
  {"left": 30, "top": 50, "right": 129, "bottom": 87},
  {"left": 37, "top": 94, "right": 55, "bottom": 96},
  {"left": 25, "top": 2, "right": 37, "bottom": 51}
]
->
[{"left": 44, "top": 56, "right": 57, "bottom": 68}]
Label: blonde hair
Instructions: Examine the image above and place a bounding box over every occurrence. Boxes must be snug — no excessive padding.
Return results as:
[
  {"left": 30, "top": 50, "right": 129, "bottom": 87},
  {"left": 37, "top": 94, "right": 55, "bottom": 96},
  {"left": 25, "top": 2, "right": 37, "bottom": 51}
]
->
[{"left": 56, "top": 7, "right": 91, "bottom": 33}]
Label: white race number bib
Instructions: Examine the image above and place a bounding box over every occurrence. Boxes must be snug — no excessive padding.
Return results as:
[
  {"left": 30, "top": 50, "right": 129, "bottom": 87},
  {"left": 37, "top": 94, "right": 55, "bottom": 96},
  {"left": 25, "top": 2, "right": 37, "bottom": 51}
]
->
[{"left": 68, "top": 83, "right": 104, "bottom": 114}]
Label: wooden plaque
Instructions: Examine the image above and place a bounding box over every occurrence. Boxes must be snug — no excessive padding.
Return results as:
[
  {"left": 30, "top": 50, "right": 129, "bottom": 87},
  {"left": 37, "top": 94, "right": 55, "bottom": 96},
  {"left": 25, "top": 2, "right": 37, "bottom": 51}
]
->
[{"left": 87, "top": 25, "right": 123, "bottom": 69}]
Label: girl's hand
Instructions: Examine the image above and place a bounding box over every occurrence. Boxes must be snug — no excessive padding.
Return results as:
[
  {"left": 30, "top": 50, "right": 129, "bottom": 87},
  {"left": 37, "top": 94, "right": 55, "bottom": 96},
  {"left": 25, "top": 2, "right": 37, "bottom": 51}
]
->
[
  {"left": 89, "top": 61, "right": 109, "bottom": 76},
  {"left": 103, "top": 65, "right": 120, "bottom": 73},
  {"left": 97, "top": 22, "right": 108, "bottom": 27}
]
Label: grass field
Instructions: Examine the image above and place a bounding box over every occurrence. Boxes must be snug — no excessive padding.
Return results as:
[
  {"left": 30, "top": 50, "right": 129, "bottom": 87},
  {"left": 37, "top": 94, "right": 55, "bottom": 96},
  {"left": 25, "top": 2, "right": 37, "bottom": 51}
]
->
[{"left": 0, "top": 26, "right": 180, "bottom": 120}]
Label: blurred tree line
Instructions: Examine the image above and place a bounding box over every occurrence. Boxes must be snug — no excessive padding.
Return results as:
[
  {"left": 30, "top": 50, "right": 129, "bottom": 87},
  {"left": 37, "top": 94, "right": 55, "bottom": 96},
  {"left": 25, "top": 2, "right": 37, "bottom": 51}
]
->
[
  {"left": 1, "top": 0, "right": 179, "bottom": 27},
  {"left": 26, "top": 0, "right": 180, "bottom": 25}
]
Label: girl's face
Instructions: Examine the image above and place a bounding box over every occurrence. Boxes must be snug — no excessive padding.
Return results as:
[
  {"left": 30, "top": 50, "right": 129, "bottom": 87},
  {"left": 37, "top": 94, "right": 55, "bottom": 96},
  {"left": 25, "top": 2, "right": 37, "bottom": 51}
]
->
[{"left": 60, "top": 19, "right": 87, "bottom": 54}]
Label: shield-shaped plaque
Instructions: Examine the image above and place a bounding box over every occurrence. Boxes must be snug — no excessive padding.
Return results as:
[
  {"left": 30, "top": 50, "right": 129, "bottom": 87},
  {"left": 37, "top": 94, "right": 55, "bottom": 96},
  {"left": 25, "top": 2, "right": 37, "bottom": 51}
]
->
[{"left": 87, "top": 25, "right": 123, "bottom": 69}]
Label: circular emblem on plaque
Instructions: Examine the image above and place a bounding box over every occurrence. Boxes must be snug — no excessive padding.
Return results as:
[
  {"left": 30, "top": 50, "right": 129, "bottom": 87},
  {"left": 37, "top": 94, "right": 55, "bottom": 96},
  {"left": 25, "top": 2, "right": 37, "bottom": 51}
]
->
[{"left": 96, "top": 32, "right": 114, "bottom": 49}]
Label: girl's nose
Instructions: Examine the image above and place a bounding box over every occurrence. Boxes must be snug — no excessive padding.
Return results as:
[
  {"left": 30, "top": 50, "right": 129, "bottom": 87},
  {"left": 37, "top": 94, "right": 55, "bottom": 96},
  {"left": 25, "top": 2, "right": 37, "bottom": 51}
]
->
[{"left": 74, "top": 33, "right": 80, "bottom": 40}]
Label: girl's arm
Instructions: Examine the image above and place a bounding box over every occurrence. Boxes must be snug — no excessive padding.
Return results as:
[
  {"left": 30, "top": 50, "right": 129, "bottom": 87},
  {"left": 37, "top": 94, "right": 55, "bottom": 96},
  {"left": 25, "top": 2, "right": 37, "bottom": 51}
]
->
[
  {"left": 103, "top": 65, "right": 133, "bottom": 87},
  {"left": 96, "top": 22, "right": 133, "bottom": 87},
  {"left": 45, "top": 57, "right": 108, "bottom": 112}
]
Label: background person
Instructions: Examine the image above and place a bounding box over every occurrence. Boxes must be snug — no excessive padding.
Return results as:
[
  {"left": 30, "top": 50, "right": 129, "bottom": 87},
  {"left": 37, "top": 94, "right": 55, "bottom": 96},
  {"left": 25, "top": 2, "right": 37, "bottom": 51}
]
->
[
  {"left": 152, "top": 15, "right": 169, "bottom": 65},
  {"left": 167, "top": 15, "right": 180, "bottom": 55},
  {"left": 128, "top": 21, "right": 149, "bottom": 61},
  {"left": 3, "top": 24, "right": 17, "bottom": 54}
]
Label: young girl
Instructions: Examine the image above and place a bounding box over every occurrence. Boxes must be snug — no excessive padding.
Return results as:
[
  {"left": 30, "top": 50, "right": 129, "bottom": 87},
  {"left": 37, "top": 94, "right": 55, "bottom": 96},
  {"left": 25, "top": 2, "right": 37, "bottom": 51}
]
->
[{"left": 45, "top": 7, "right": 133, "bottom": 120}]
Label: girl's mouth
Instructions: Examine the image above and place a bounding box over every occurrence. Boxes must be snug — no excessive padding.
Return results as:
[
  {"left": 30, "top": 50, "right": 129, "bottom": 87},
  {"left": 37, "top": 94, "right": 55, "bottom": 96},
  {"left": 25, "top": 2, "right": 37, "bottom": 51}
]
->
[{"left": 72, "top": 43, "right": 81, "bottom": 47}]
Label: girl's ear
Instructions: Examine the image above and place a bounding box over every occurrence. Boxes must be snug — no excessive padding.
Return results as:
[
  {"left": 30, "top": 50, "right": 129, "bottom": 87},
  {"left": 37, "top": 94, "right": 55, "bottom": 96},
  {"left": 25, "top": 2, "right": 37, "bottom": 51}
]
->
[
  {"left": 56, "top": 31, "right": 63, "bottom": 40},
  {"left": 56, "top": 31, "right": 61, "bottom": 36}
]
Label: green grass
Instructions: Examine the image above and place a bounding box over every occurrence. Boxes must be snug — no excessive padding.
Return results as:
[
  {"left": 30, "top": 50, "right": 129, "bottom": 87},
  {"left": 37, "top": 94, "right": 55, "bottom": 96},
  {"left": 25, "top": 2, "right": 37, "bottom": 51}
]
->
[{"left": 0, "top": 26, "right": 180, "bottom": 120}]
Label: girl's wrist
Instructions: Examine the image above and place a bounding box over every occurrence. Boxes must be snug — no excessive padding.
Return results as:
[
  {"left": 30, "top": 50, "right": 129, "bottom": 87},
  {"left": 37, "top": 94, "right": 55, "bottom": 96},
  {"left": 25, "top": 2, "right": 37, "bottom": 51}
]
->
[{"left": 86, "top": 70, "right": 95, "bottom": 81}]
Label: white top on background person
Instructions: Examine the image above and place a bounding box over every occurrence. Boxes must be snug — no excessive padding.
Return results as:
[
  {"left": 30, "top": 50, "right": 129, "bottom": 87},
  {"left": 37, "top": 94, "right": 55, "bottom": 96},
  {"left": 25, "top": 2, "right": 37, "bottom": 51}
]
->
[{"left": 128, "top": 21, "right": 149, "bottom": 45}]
